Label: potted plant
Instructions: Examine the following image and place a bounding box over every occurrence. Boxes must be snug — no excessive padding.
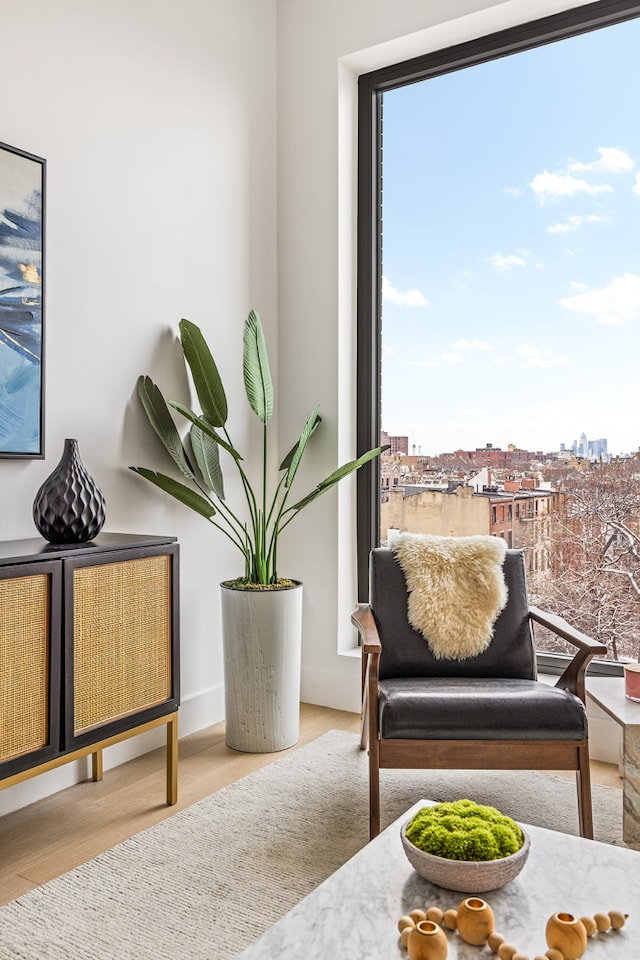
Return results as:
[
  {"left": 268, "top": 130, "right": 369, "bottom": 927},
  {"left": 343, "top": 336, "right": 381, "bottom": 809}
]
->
[{"left": 131, "top": 309, "right": 386, "bottom": 752}]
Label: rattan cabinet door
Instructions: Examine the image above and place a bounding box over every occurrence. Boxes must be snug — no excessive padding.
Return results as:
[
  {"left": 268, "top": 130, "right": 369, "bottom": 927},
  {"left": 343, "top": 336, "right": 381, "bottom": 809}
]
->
[
  {"left": 0, "top": 561, "right": 62, "bottom": 779},
  {"left": 63, "top": 545, "right": 180, "bottom": 749}
]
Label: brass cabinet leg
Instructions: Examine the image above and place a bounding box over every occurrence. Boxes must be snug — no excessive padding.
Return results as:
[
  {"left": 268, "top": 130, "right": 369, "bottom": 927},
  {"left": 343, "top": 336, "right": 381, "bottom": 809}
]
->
[
  {"left": 92, "top": 749, "right": 103, "bottom": 782},
  {"left": 166, "top": 713, "right": 178, "bottom": 805}
]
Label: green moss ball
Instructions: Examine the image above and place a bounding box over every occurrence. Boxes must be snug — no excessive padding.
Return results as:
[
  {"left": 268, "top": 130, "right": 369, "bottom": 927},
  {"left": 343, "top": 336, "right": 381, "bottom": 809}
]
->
[{"left": 405, "top": 799, "right": 524, "bottom": 862}]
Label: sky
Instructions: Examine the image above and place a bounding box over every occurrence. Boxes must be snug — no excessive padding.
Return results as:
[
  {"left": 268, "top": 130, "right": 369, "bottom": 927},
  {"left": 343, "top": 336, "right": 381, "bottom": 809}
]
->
[{"left": 381, "top": 16, "right": 640, "bottom": 458}]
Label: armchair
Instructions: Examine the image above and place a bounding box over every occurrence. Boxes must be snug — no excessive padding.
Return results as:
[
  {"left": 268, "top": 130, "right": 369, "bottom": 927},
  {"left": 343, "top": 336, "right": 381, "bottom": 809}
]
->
[{"left": 352, "top": 546, "right": 607, "bottom": 839}]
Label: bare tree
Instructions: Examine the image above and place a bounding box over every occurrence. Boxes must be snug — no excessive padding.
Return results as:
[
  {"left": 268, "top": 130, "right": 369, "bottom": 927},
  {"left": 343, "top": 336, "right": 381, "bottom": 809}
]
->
[{"left": 527, "top": 459, "right": 640, "bottom": 662}]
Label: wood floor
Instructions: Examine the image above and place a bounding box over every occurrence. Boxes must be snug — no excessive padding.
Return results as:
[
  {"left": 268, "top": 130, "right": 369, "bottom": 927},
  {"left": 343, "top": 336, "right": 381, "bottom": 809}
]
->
[{"left": 0, "top": 703, "right": 620, "bottom": 906}]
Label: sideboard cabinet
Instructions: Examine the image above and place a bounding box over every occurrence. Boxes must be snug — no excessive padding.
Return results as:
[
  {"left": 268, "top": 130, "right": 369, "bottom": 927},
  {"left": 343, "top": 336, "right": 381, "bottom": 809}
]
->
[{"left": 0, "top": 533, "right": 180, "bottom": 805}]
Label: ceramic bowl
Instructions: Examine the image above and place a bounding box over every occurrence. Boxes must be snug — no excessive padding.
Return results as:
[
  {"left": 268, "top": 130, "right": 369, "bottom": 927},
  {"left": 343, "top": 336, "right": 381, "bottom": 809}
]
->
[{"left": 400, "top": 819, "right": 531, "bottom": 892}]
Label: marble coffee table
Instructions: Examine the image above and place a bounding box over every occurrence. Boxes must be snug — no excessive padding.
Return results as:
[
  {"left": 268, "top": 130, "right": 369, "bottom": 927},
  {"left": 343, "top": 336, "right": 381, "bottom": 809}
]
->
[{"left": 237, "top": 799, "right": 639, "bottom": 959}]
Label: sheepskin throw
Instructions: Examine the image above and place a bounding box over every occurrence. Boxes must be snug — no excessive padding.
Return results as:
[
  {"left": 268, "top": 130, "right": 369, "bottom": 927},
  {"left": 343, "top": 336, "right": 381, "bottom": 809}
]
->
[{"left": 391, "top": 532, "right": 508, "bottom": 660}]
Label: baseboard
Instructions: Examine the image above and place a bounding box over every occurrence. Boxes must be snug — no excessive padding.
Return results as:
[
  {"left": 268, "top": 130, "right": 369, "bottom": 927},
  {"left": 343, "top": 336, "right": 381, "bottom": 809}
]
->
[{"left": 0, "top": 685, "right": 225, "bottom": 818}]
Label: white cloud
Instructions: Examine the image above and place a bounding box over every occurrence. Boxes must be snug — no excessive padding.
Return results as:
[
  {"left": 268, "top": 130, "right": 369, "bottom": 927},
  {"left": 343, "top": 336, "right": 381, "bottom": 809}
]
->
[
  {"left": 504, "top": 187, "right": 523, "bottom": 197},
  {"left": 560, "top": 272, "right": 640, "bottom": 325},
  {"left": 452, "top": 338, "right": 494, "bottom": 351},
  {"left": 633, "top": 173, "right": 640, "bottom": 197},
  {"left": 568, "top": 147, "right": 634, "bottom": 175},
  {"left": 529, "top": 171, "right": 613, "bottom": 202},
  {"left": 405, "top": 356, "right": 438, "bottom": 368},
  {"left": 491, "top": 346, "right": 569, "bottom": 368},
  {"left": 382, "top": 275, "right": 428, "bottom": 307},
  {"left": 515, "top": 344, "right": 569, "bottom": 368},
  {"left": 530, "top": 148, "right": 634, "bottom": 204},
  {"left": 441, "top": 353, "right": 463, "bottom": 364},
  {"left": 546, "top": 214, "right": 604, "bottom": 234},
  {"left": 489, "top": 252, "right": 526, "bottom": 271},
  {"left": 456, "top": 269, "right": 473, "bottom": 289},
  {"left": 523, "top": 354, "right": 570, "bottom": 369}
]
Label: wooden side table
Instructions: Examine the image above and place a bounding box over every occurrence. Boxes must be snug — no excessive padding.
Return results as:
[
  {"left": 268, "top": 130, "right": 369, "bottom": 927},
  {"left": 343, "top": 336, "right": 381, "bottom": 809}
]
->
[{"left": 586, "top": 676, "right": 640, "bottom": 844}]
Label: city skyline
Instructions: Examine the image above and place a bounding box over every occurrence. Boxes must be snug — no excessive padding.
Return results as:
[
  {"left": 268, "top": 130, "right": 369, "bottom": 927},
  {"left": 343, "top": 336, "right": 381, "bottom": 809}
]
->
[
  {"left": 381, "top": 429, "right": 633, "bottom": 460},
  {"left": 380, "top": 17, "right": 640, "bottom": 458}
]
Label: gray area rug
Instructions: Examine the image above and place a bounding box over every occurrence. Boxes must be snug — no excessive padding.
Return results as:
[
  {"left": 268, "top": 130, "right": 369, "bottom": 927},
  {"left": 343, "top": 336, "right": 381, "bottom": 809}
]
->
[{"left": 0, "top": 729, "right": 626, "bottom": 959}]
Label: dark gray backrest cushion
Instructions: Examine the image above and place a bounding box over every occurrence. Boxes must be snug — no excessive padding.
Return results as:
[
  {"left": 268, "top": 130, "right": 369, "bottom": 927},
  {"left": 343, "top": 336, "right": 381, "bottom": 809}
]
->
[{"left": 370, "top": 547, "right": 536, "bottom": 681}]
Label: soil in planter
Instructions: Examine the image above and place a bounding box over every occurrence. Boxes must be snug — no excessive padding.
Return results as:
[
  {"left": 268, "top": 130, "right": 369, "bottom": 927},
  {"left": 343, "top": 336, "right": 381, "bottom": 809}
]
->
[{"left": 222, "top": 578, "right": 299, "bottom": 591}]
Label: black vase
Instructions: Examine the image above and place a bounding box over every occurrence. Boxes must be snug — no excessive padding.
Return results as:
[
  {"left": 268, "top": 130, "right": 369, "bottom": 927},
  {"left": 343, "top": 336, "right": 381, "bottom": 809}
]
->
[{"left": 33, "top": 438, "right": 107, "bottom": 544}]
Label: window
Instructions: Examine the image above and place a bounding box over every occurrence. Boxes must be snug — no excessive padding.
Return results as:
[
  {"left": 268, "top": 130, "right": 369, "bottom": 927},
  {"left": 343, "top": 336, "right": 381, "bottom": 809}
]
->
[{"left": 357, "top": 0, "right": 640, "bottom": 666}]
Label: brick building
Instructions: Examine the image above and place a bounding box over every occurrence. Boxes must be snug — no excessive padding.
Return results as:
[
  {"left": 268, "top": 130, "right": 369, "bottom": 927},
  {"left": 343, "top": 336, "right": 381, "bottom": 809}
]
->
[{"left": 380, "top": 480, "right": 554, "bottom": 568}]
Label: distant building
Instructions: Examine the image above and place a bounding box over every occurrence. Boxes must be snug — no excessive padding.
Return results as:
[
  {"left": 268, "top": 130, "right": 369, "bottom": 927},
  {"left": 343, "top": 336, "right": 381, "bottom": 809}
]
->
[
  {"left": 380, "top": 481, "right": 555, "bottom": 563},
  {"left": 579, "top": 432, "right": 588, "bottom": 458},
  {"left": 562, "top": 433, "right": 610, "bottom": 459},
  {"left": 382, "top": 484, "right": 488, "bottom": 540},
  {"left": 589, "top": 438, "right": 608, "bottom": 460},
  {"left": 565, "top": 455, "right": 591, "bottom": 472},
  {"left": 444, "top": 443, "right": 544, "bottom": 469},
  {"left": 389, "top": 435, "right": 409, "bottom": 455}
]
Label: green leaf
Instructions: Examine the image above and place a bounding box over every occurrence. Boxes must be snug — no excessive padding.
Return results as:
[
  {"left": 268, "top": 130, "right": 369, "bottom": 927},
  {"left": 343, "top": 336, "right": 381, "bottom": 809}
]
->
[
  {"left": 284, "top": 406, "right": 321, "bottom": 489},
  {"left": 279, "top": 414, "right": 322, "bottom": 471},
  {"left": 243, "top": 310, "right": 273, "bottom": 423},
  {"left": 136, "top": 376, "right": 197, "bottom": 481},
  {"left": 170, "top": 402, "right": 242, "bottom": 460},
  {"left": 287, "top": 446, "right": 387, "bottom": 512},
  {"left": 191, "top": 425, "right": 225, "bottom": 500},
  {"left": 179, "top": 319, "right": 228, "bottom": 427},
  {"left": 129, "top": 467, "right": 216, "bottom": 519}
]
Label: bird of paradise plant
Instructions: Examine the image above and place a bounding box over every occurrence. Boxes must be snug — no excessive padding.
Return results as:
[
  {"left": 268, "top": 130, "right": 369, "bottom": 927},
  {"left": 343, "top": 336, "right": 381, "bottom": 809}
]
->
[{"left": 131, "top": 310, "right": 387, "bottom": 586}]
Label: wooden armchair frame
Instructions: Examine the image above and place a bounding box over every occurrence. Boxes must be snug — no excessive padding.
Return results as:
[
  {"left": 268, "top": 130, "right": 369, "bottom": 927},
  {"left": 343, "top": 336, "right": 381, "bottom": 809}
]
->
[{"left": 352, "top": 602, "right": 607, "bottom": 840}]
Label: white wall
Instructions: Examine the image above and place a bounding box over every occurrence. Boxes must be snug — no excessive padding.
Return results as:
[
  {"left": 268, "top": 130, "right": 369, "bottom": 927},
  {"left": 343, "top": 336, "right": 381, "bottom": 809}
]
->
[
  {"left": 276, "top": 0, "right": 596, "bottom": 710},
  {"left": 1, "top": 0, "right": 607, "bottom": 816},
  {"left": 0, "top": 0, "right": 278, "bottom": 815}
]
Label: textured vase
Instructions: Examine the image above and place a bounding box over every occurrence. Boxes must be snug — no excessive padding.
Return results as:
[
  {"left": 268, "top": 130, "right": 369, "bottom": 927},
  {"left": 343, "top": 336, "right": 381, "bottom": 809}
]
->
[
  {"left": 33, "top": 438, "right": 106, "bottom": 543},
  {"left": 456, "top": 898, "right": 495, "bottom": 946},
  {"left": 545, "top": 912, "right": 588, "bottom": 960},
  {"left": 407, "top": 921, "right": 448, "bottom": 960}
]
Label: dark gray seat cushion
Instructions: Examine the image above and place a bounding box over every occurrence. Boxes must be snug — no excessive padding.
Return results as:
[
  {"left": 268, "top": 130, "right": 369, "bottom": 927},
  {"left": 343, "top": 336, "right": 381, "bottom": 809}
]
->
[{"left": 378, "top": 677, "right": 588, "bottom": 741}]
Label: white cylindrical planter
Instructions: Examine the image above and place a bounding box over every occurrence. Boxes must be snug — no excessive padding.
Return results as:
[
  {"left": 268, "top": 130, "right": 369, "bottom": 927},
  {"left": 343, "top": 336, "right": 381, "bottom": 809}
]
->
[{"left": 221, "top": 581, "right": 303, "bottom": 753}]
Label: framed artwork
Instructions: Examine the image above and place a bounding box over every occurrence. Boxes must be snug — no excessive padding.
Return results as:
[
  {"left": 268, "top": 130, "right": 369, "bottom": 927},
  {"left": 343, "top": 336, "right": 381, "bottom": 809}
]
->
[{"left": 0, "top": 141, "right": 45, "bottom": 458}]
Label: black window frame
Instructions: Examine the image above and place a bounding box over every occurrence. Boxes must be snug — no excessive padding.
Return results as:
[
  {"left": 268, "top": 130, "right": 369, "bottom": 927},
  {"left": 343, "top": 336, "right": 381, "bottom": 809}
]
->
[{"left": 356, "top": 0, "right": 640, "bottom": 604}]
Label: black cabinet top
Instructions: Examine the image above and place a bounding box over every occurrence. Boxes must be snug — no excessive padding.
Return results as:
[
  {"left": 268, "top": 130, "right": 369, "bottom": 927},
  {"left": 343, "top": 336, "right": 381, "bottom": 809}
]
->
[{"left": 0, "top": 532, "right": 177, "bottom": 566}]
